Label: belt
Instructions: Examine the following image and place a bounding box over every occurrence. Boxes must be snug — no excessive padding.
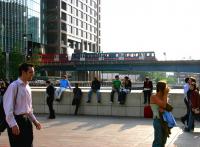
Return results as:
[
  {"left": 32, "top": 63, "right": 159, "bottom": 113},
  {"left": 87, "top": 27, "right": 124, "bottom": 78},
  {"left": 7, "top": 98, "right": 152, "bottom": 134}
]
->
[{"left": 15, "top": 113, "right": 29, "bottom": 118}]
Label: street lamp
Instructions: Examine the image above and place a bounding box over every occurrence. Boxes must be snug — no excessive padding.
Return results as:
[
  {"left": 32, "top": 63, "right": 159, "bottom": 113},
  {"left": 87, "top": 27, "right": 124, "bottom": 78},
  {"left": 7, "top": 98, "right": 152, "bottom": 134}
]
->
[{"left": 23, "top": 33, "right": 33, "bottom": 60}]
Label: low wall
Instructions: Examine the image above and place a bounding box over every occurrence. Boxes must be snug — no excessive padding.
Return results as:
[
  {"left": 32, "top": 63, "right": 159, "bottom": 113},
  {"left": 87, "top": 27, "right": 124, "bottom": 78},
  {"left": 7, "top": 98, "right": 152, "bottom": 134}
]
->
[{"left": 31, "top": 89, "right": 185, "bottom": 118}]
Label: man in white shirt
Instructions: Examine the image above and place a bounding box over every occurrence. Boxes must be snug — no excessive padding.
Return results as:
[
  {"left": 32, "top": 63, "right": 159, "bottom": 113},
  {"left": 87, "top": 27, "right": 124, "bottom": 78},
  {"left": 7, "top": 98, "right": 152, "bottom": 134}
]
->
[{"left": 3, "top": 63, "right": 41, "bottom": 147}]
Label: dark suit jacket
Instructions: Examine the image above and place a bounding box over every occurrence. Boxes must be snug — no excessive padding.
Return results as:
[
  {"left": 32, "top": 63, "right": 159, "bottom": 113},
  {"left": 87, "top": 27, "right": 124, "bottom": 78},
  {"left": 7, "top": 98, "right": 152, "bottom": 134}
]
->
[{"left": 46, "top": 84, "right": 55, "bottom": 100}]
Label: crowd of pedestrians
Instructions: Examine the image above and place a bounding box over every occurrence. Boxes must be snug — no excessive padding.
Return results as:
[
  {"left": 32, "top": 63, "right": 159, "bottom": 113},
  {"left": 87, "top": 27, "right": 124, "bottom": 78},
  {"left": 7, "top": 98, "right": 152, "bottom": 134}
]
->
[
  {"left": 180, "top": 77, "right": 200, "bottom": 132},
  {"left": 2, "top": 67, "right": 200, "bottom": 147}
]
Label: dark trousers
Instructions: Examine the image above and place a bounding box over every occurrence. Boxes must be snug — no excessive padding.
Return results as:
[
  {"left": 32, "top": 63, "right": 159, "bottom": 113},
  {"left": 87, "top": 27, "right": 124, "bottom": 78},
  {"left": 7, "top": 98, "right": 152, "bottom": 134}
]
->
[
  {"left": 143, "top": 90, "right": 152, "bottom": 104},
  {"left": 181, "top": 97, "right": 190, "bottom": 125},
  {"left": 7, "top": 115, "right": 33, "bottom": 147},
  {"left": 47, "top": 98, "right": 55, "bottom": 118},
  {"left": 110, "top": 89, "right": 120, "bottom": 102},
  {"left": 118, "top": 91, "right": 127, "bottom": 104},
  {"left": 72, "top": 98, "right": 80, "bottom": 115},
  {"left": 75, "top": 102, "right": 80, "bottom": 115},
  {"left": 153, "top": 118, "right": 167, "bottom": 147}
]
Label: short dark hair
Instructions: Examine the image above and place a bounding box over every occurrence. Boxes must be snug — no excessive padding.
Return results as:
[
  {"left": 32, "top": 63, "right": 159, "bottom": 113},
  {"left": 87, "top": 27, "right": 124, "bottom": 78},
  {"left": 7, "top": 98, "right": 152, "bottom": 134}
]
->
[
  {"left": 75, "top": 83, "right": 79, "bottom": 87},
  {"left": 124, "top": 76, "right": 129, "bottom": 80},
  {"left": 115, "top": 75, "right": 119, "bottom": 78},
  {"left": 19, "top": 63, "right": 34, "bottom": 76},
  {"left": 185, "top": 77, "right": 189, "bottom": 83},
  {"left": 46, "top": 80, "right": 51, "bottom": 84}
]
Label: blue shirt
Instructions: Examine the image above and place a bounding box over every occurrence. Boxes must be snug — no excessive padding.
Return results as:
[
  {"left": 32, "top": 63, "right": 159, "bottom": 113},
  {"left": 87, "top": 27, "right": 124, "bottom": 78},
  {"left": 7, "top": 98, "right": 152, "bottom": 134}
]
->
[{"left": 60, "top": 79, "right": 71, "bottom": 89}]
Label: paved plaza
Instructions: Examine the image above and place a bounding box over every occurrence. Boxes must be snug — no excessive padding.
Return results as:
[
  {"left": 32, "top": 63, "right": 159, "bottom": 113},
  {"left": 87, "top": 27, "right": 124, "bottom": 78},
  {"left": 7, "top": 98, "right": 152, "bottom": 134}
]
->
[{"left": 1, "top": 115, "right": 200, "bottom": 147}]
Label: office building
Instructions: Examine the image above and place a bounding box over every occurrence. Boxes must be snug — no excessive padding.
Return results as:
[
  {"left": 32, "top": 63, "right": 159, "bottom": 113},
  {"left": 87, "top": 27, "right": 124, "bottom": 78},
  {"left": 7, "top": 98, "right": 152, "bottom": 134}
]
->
[
  {"left": 43, "top": 0, "right": 101, "bottom": 59},
  {"left": 0, "top": 0, "right": 43, "bottom": 56}
]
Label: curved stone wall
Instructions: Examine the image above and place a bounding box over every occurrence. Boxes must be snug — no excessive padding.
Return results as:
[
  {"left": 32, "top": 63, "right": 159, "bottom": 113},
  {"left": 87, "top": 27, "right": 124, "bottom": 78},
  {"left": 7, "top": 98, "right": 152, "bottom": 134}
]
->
[{"left": 31, "top": 89, "right": 185, "bottom": 118}]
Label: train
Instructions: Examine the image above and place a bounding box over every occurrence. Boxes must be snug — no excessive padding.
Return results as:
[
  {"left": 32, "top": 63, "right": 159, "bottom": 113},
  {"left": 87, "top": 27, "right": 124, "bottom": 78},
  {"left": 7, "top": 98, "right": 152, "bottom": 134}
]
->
[
  {"left": 32, "top": 51, "right": 156, "bottom": 64},
  {"left": 71, "top": 51, "right": 156, "bottom": 62}
]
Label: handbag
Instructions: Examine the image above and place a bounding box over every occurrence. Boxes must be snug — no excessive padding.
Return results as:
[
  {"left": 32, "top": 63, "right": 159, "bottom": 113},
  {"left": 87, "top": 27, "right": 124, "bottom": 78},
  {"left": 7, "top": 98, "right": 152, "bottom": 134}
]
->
[
  {"left": 0, "top": 96, "right": 7, "bottom": 132},
  {"left": 0, "top": 83, "right": 18, "bottom": 132},
  {"left": 162, "top": 111, "right": 177, "bottom": 128}
]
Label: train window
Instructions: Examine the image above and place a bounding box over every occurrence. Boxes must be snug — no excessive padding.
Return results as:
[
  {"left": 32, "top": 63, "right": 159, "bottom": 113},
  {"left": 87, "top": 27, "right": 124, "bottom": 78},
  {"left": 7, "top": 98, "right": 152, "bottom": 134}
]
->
[
  {"left": 127, "top": 53, "right": 129, "bottom": 57},
  {"left": 152, "top": 52, "right": 155, "bottom": 56},
  {"left": 116, "top": 53, "right": 119, "bottom": 57},
  {"left": 131, "top": 54, "right": 133, "bottom": 57},
  {"left": 147, "top": 53, "right": 150, "bottom": 56},
  {"left": 136, "top": 53, "right": 138, "bottom": 57}
]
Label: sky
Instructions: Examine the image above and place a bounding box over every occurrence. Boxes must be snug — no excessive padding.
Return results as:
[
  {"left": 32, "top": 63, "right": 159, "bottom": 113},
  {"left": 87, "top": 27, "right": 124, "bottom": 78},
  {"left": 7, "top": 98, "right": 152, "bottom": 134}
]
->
[{"left": 100, "top": 0, "right": 200, "bottom": 60}]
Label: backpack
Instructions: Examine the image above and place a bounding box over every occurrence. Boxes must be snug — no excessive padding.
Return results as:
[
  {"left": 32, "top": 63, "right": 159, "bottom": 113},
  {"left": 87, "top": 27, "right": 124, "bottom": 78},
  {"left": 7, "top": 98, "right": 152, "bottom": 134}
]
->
[{"left": 0, "top": 83, "right": 18, "bottom": 132}]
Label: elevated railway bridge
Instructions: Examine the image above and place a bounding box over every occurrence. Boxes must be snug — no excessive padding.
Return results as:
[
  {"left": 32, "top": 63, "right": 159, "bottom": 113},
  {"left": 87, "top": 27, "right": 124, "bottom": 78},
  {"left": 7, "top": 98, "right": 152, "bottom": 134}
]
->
[{"left": 38, "top": 60, "right": 200, "bottom": 73}]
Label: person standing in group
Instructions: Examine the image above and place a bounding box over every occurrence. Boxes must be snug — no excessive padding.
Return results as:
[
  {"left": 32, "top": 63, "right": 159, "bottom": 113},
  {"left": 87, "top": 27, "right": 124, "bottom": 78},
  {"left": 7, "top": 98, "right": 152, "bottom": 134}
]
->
[
  {"left": 184, "top": 82, "right": 200, "bottom": 132},
  {"left": 180, "top": 77, "right": 190, "bottom": 126},
  {"left": 72, "top": 83, "right": 82, "bottom": 115},
  {"left": 150, "top": 81, "right": 169, "bottom": 147},
  {"left": 86, "top": 77, "right": 101, "bottom": 103},
  {"left": 110, "top": 75, "right": 121, "bottom": 103},
  {"left": 143, "top": 77, "right": 153, "bottom": 104},
  {"left": 46, "top": 80, "right": 55, "bottom": 119},
  {"left": 3, "top": 63, "right": 41, "bottom": 147},
  {"left": 55, "top": 75, "right": 71, "bottom": 102},
  {"left": 181, "top": 77, "right": 197, "bottom": 127}
]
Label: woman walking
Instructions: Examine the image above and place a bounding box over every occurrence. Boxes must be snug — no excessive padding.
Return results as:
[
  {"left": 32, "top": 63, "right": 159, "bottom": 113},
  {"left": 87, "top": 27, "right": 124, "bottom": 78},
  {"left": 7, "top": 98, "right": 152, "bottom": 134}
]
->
[{"left": 150, "top": 81, "right": 169, "bottom": 147}]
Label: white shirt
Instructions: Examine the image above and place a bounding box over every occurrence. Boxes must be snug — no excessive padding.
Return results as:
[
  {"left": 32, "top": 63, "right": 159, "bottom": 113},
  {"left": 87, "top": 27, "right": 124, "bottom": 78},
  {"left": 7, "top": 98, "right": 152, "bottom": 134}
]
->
[
  {"left": 3, "top": 79, "right": 37, "bottom": 127},
  {"left": 183, "top": 83, "right": 189, "bottom": 97}
]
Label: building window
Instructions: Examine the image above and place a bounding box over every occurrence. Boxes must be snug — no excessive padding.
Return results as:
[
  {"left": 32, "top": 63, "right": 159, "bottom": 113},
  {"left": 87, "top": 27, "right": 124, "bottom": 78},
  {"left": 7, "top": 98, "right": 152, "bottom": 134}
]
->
[
  {"left": 76, "top": 18, "right": 79, "bottom": 26},
  {"left": 61, "top": 22, "right": 67, "bottom": 31},
  {"left": 76, "top": 28, "right": 79, "bottom": 35},
  {"left": 61, "top": 1, "right": 67, "bottom": 10},
  {"left": 61, "top": 12, "right": 66, "bottom": 21},
  {"left": 71, "top": 0, "right": 75, "bottom": 5},
  {"left": 76, "top": 0, "right": 78, "bottom": 6},
  {"left": 71, "top": 26, "right": 73, "bottom": 34},
  {"left": 76, "top": 9, "right": 78, "bottom": 16},
  {"left": 90, "top": 0, "right": 93, "bottom": 7}
]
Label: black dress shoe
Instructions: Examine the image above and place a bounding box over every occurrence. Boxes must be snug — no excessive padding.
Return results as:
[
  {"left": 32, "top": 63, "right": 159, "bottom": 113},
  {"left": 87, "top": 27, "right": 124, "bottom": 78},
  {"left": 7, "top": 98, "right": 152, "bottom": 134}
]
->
[
  {"left": 48, "top": 116, "right": 55, "bottom": 119},
  {"left": 181, "top": 117, "right": 185, "bottom": 125}
]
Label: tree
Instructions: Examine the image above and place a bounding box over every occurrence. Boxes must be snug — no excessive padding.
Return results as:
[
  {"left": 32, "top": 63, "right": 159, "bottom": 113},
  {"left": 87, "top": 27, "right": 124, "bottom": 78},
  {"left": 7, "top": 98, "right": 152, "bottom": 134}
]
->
[
  {"left": 9, "top": 49, "right": 24, "bottom": 79},
  {"left": 0, "top": 50, "right": 6, "bottom": 78}
]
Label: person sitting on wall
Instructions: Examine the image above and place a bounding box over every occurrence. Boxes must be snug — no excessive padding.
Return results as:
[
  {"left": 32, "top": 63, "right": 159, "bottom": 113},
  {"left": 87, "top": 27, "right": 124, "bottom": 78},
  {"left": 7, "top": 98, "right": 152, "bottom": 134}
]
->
[
  {"left": 86, "top": 77, "right": 101, "bottom": 103},
  {"left": 55, "top": 75, "right": 71, "bottom": 102},
  {"left": 110, "top": 75, "right": 121, "bottom": 103},
  {"left": 118, "top": 76, "right": 132, "bottom": 105}
]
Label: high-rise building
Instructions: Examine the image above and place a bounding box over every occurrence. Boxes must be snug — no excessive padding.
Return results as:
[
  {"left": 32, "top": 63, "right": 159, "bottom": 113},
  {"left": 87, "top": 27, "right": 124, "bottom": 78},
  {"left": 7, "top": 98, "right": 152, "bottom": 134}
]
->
[
  {"left": 0, "top": 0, "right": 43, "bottom": 56},
  {"left": 43, "top": 0, "right": 101, "bottom": 59}
]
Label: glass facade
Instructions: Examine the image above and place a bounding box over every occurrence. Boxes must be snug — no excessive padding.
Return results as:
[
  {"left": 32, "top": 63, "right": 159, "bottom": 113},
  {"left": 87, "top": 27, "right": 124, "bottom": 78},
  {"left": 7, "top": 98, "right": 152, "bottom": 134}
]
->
[
  {"left": 27, "top": 0, "right": 40, "bottom": 44},
  {"left": 0, "top": 0, "right": 27, "bottom": 53},
  {"left": 0, "top": 0, "right": 41, "bottom": 54}
]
